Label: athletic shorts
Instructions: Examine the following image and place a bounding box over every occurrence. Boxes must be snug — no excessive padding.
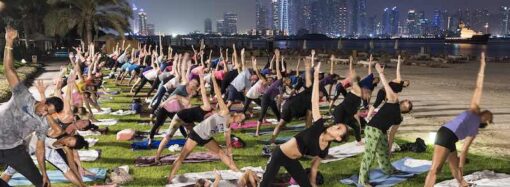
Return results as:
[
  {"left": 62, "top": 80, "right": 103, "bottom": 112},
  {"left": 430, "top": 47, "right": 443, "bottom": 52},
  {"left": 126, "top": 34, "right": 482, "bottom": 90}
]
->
[
  {"left": 176, "top": 106, "right": 210, "bottom": 124},
  {"left": 5, "top": 147, "right": 69, "bottom": 176},
  {"left": 188, "top": 129, "right": 212, "bottom": 146},
  {"left": 226, "top": 85, "right": 244, "bottom": 102},
  {"left": 435, "top": 126, "right": 459, "bottom": 152}
]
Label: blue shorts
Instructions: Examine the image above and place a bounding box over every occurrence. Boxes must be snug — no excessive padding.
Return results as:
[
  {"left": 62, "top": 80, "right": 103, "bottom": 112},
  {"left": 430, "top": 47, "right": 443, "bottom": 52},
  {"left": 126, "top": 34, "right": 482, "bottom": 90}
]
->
[
  {"left": 128, "top": 64, "right": 139, "bottom": 72},
  {"left": 121, "top": 63, "right": 132, "bottom": 71}
]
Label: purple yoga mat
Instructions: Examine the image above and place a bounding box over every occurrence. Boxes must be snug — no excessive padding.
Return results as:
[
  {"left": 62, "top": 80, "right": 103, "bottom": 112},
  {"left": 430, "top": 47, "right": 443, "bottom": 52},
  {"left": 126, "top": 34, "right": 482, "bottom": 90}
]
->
[{"left": 135, "top": 152, "right": 220, "bottom": 167}]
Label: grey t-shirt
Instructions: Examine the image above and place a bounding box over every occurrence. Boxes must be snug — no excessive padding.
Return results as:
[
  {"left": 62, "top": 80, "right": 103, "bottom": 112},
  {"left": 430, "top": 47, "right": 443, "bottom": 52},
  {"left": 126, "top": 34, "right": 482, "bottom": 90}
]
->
[
  {"left": 193, "top": 113, "right": 229, "bottom": 140},
  {"left": 0, "top": 83, "right": 49, "bottom": 150},
  {"left": 171, "top": 85, "right": 189, "bottom": 97}
]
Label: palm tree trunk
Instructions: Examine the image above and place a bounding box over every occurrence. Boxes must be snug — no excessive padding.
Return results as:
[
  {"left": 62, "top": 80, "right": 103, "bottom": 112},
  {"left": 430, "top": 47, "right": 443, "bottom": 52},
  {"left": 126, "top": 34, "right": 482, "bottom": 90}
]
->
[{"left": 85, "top": 20, "right": 93, "bottom": 46}]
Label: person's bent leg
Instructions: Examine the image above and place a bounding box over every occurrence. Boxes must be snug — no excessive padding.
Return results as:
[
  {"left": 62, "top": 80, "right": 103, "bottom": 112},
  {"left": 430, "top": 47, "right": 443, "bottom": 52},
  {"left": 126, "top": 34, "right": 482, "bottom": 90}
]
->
[
  {"left": 242, "top": 97, "right": 253, "bottom": 115},
  {"left": 3, "top": 146, "right": 43, "bottom": 186},
  {"left": 269, "top": 99, "right": 281, "bottom": 121},
  {"left": 358, "top": 126, "right": 379, "bottom": 185},
  {"left": 150, "top": 108, "right": 169, "bottom": 141},
  {"left": 204, "top": 140, "right": 239, "bottom": 171},
  {"left": 284, "top": 157, "right": 312, "bottom": 187},
  {"left": 424, "top": 145, "right": 450, "bottom": 187},
  {"left": 260, "top": 147, "right": 284, "bottom": 186},
  {"left": 156, "top": 117, "right": 184, "bottom": 161},
  {"left": 168, "top": 139, "right": 197, "bottom": 183},
  {"left": 346, "top": 118, "right": 362, "bottom": 142},
  {"left": 447, "top": 151, "right": 467, "bottom": 186},
  {"left": 147, "top": 79, "right": 160, "bottom": 97},
  {"left": 270, "top": 120, "right": 288, "bottom": 144},
  {"left": 376, "top": 133, "right": 393, "bottom": 174}
]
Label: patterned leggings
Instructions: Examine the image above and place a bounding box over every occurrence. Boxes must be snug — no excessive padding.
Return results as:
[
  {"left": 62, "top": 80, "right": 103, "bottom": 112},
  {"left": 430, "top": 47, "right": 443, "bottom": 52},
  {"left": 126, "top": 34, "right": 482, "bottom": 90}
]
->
[{"left": 358, "top": 126, "right": 394, "bottom": 185}]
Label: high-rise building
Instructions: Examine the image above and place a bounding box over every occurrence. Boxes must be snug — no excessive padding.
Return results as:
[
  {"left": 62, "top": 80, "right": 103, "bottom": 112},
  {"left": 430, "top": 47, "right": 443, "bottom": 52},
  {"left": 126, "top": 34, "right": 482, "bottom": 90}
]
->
[
  {"left": 407, "top": 10, "right": 418, "bottom": 36},
  {"left": 130, "top": 0, "right": 139, "bottom": 34},
  {"left": 350, "top": 0, "right": 359, "bottom": 35},
  {"left": 146, "top": 24, "right": 155, "bottom": 36},
  {"left": 216, "top": 20, "right": 225, "bottom": 34},
  {"left": 367, "top": 16, "right": 377, "bottom": 36},
  {"left": 279, "top": 0, "right": 290, "bottom": 34},
  {"left": 390, "top": 7, "right": 400, "bottom": 36},
  {"left": 256, "top": 0, "right": 273, "bottom": 32},
  {"left": 223, "top": 12, "right": 238, "bottom": 35},
  {"left": 358, "top": 0, "right": 368, "bottom": 36},
  {"left": 138, "top": 9, "right": 148, "bottom": 36},
  {"left": 503, "top": 6, "right": 510, "bottom": 35},
  {"left": 272, "top": 0, "right": 280, "bottom": 31},
  {"left": 204, "top": 18, "right": 212, "bottom": 34},
  {"left": 331, "top": 0, "right": 349, "bottom": 37}
]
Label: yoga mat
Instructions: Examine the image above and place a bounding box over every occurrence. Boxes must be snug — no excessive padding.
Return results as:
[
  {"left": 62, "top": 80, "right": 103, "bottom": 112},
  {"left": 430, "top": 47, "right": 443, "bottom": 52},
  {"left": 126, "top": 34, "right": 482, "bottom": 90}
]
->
[
  {"left": 110, "top": 110, "right": 136, "bottom": 116},
  {"left": 167, "top": 167, "right": 264, "bottom": 187},
  {"left": 91, "top": 108, "right": 112, "bottom": 115},
  {"left": 245, "top": 124, "right": 305, "bottom": 136},
  {"left": 131, "top": 139, "right": 186, "bottom": 150},
  {"left": 86, "top": 138, "right": 98, "bottom": 147},
  {"left": 135, "top": 152, "right": 220, "bottom": 167},
  {"left": 78, "top": 150, "right": 101, "bottom": 162},
  {"left": 8, "top": 168, "right": 107, "bottom": 186},
  {"left": 322, "top": 142, "right": 402, "bottom": 163},
  {"left": 340, "top": 157, "right": 431, "bottom": 187},
  {"left": 78, "top": 130, "right": 101, "bottom": 136},
  {"left": 95, "top": 119, "right": 118, "bottom": 126},
  {"left": 231, "top": 121, "right": 274, "bottom": 130},
  {"left": 258, "top": 136, "right": 292, "bottom": 145},
  {"left": 436, "top": 170, "right": 510, "bottom": 187}
]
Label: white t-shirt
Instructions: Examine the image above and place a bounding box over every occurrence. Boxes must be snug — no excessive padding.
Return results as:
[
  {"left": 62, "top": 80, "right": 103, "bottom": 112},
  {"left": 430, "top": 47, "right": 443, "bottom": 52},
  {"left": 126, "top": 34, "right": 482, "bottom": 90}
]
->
[
  {"left": 246, "top": 80, "right": 267, "bottom": 99},
  {"left": 193, "top": 113, "right": 229, "bottom": 140},
  {"left": 230, "top": 69, "right": 251, "bottom": 92}
]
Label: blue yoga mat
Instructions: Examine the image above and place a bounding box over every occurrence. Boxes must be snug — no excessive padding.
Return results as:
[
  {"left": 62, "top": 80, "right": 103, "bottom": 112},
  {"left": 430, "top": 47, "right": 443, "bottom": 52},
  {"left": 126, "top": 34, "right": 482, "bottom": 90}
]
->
[
  {"left": 131, "top": 139, "right": 186, "bottom": 150},
  {"left": 340, "top": 157, "right": 431, "bottom": 187},
  {"left": 8, "top": 168, "right": 107, "bottom": 186}
]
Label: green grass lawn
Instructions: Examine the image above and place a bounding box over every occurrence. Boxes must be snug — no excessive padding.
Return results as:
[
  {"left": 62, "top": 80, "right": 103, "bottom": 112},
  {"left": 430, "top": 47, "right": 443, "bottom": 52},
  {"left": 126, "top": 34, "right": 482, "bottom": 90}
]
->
[{"left": 49, "top": 78, "right": 510, "bottom": 187}]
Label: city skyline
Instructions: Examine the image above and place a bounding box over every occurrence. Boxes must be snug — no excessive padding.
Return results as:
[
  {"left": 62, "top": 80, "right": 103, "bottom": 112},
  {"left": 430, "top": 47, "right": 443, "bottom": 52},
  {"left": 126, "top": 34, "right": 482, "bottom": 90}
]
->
[{"left": 134, "top": 0, "right": 509, "bottom": 35}]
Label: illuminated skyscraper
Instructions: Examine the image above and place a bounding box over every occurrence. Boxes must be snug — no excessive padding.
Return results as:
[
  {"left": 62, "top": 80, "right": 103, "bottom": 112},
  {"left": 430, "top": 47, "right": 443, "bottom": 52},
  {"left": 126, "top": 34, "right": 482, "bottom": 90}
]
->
[
  {"left": 204, "top": 18, "right": 212, "bottom": 34},
  {"left": 256, "top": 0, "right": 272, "bottom": 32},
  {"left": 382, "top": 7, "right": 399, "bottom": 36},
  {"left": 223, "top": 12, "right": 238, "bottom": 35},
  {"left": 503, "top": 6, "right": 510, "bottom": 35},
  {"left": 216, "top": 20, "right": 225, "bottom": 34},
  {"left": 138, "top": 10, "right": 148, "bottom": 36}
]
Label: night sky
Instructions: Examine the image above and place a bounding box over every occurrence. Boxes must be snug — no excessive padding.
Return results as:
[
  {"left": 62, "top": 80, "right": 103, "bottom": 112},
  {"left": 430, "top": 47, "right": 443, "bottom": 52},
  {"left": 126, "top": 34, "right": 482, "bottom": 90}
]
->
[{"left": 134, "top": 0, "right": 509, "bottom": 34}]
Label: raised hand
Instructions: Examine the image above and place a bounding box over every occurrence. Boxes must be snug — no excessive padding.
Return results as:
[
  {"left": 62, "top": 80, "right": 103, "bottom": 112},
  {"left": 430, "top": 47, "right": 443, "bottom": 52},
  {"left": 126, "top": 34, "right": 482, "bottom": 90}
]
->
[
  {"left": 5, "top": 26, "right": 18, "bottom": 44},
  {"left": 311, "top": 49, "right": 316, "bottom": 57},
  {"left": 375, "top": 63, "right": 384, "bottom": 73},
  {"left": 35, "top": 80, "right": 47, "bottom": 94}
]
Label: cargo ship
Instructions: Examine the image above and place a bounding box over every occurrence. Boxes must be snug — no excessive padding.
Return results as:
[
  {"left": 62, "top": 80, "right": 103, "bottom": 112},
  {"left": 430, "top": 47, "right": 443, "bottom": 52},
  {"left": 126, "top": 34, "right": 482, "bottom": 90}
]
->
[{"left": 445, "top": 23, "right": 490, "bottom": 44}]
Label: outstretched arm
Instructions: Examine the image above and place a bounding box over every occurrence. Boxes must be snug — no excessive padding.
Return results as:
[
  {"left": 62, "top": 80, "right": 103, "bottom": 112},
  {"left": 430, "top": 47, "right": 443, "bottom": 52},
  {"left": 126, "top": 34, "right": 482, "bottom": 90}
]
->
[
  {"left": 368, "top": 54, "right": 373, "bottom": 75},
  {"left": 305, "top": 50, "right": 315, "bottom": 88},
  {"left": 349, "top": 56, "right": 362, "bottom": 97},
  {"left": 3, "top": 26, "right": 20, "bottom": 88},
  {"left": 252, "top": 57, "right": 266, "bottom": 82},
  {"left": 375, "top": 63, "right": 398, "bottom": 103},
  {"left": 330, "top": 55, "right": 335, "bottom": 75},
  {"left": 396, "top": 55, "right": 402, "bottom": 82},
  {"left": 198, "top": 71, "right": 211, "bottom": 110},
  {"left": 470, "top": 53, "right": 486, "bottom": 112},
  {"left": 312, "top": 62, "right": 322, "bottom": 121},
  {"left": 212, "top": 74, "right": 228, "bottom": 115},
  {"left": 295, "top": 58, "right": 301, "bottom": 76},
  {"left": 240, "top": 48, "right": 246, "bottom": 71},
  {"left": 275, "top": 49, "right": 282, "bottom": 80}
]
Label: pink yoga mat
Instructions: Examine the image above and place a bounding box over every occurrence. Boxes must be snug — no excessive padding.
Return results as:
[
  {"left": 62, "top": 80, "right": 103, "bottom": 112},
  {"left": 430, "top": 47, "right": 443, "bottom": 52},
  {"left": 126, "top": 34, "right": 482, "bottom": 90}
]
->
[{"left": 231, "top": 121, "right": 273, "bottom": 130}]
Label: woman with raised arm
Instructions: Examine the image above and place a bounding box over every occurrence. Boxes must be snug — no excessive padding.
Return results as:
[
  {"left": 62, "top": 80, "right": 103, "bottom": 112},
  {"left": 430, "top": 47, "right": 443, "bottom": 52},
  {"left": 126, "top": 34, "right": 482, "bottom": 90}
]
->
[
  {"left": 242, "top": 57, "right": 272, "bottom": 119},
  {"left": 358, "top": 63, "right": 413, "bottom": 186},
  {"left": 224, "top": 48, "right": 257, "bottom": 109},
  {"left": 424, "top": 53, "right": 493, "bottom": 187},
  {"left": 332, "top": 57, "right": 364, "bottom": 144},
  {"left": 269, "top": 51, "right": 315, "bottom": 144},
  {"left": 154, "top": 70, "right": 213, "bottom": 163},
  {"left": 167, "top": 72, "right": 244, "bottom": 184},
  {"left": 256, "top": 49, "right": 292, "bottom": 136},
  {"left": 260, "top": 62, "right": 347, "bottom": 187},
  {"left": 372, "top": 55, "right": 410, "bottom": 109}
]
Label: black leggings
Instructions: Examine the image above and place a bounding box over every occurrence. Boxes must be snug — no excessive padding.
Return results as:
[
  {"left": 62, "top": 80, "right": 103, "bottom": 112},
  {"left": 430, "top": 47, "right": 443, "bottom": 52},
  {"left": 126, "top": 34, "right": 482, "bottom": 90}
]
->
[
  {"left": 260, "top": 147, "right": 311, "bottom": 187},
  {"left": 332, "top": 84, "right": 348, "bottom": 102},
  {"left": 258, "top": 94, "right": 280, "bottom": 122},
  {"left": 0, "top": 145, "right": 43, "bottom": 186},
  {"left": 150, "top": 108, "right": 187, "bottom": 140},
  {"left": 242, "top": 97, "right": 261, "bottom": 114},
  {"left": 134, "top": 76, "right": 152, "bottom": 97},
  {"left": 346, "top": 117, "right": 362, "bottom": 142}
]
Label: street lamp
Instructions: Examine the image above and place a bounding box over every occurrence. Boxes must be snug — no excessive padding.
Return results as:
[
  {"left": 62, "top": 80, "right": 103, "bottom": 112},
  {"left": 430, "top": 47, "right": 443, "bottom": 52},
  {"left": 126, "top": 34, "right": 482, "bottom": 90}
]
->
[{"left": 484, "top": 23, "right": 489, "bottom": 34}]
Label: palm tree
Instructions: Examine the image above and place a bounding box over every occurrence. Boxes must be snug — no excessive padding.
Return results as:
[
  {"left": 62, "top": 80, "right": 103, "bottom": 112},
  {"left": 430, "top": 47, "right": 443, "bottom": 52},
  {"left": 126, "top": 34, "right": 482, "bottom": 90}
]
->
[{"left": 44, "top": 0, "right": 132, "bottom": 45}]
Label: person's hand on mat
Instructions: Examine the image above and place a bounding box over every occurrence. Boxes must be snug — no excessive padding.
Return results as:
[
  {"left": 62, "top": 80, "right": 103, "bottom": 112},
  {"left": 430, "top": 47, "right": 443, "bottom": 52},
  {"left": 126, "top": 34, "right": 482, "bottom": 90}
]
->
[
  {"left": 42, "top": 174, "right": 50, "bottom": 187},
  {"left": 356, "top": 139, "right": 365, "bottom": 146},
  {"left": 214, "top": 169, "right": 222, "bottom": 181},
  {"left": 154, "top": 158, "right": 162, "bottom": 166}
]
